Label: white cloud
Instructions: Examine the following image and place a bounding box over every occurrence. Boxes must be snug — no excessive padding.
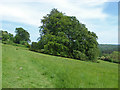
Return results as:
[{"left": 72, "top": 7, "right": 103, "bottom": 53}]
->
[
  {"left": 0, "top": 4, "right": 44, "bottom": 26},
  {"left": 0, "top": 0, "right": 110, "bottom": 26},
  {"left": 1, "top": 0, "right": 117, "bottom": 26},
  {"left": 0, "top": 0, "right": 118, "bottom": 43}
]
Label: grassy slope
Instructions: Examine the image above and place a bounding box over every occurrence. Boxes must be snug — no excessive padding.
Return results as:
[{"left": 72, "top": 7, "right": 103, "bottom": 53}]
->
[
  {"left": 2, "top": 44, "right": 118, "bottom": 88},
  {"left": 0, "top": 42, "right": 2, "bottom": 89}
]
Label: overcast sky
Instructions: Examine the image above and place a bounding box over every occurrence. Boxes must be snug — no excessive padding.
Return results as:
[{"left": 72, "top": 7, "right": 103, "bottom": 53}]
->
[{"left": 0, "top": 0, "right": 119, "bottom": 44}]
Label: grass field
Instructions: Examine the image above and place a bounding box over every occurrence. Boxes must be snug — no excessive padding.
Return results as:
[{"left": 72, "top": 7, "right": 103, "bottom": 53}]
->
[
  {"left": 0, "top": 42, "right": 2, "bottom": 90},
  {"left": 2, "top": 44, "right": 118, "bottom": 88}
]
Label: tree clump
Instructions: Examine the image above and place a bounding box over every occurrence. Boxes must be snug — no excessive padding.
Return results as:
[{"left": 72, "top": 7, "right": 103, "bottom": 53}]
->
[
  {"left": 14, "top": 27, "right": 30, "bottom": 44},
  {"left": 30, "top": 8, "right": 99, "bottom": 61},
  {"left": 1, "top": 30, "right": 14, "bottom": 44},
  {"left": 1, "top": 28, "right": 30, "bottom": 48}
]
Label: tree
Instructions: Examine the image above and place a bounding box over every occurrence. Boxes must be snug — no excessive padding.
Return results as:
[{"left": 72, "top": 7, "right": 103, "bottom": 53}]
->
[
  {"left": 38, "top": 8, "right": 99, "bottom": 61},
  {"left": 14, "top": 27, "right": 30, "bottom": 44},
  {"left": 30, "top": 42, "right": 38, "bottom": 51},
  {"left": 1, "top": 30, "right": 14, "bottom": 42},
  {"left": 37, "top": 32, "right": 69, "bottom": 56}
]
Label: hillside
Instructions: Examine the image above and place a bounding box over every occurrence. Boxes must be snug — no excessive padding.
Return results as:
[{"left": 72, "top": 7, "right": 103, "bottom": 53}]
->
[
  {"left": 98, "top": 44, "right": 119, "bottom": 55},
  {"left": 2, "top": 44, "right": 118, "bottom": 88}
]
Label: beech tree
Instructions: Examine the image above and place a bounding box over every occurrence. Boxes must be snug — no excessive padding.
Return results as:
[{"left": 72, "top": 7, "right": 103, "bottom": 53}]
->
[{"left": 32, "top": 8, "right": 99, "bottom": 61}]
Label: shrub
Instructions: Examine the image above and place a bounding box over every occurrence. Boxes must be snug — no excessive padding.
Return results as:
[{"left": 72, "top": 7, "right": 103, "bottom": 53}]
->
[
  {"left": 86, "top": 48, "right": 99, "bottom": 61},
  {"left": 104, "top": 55, "right": 112, "bottom": 62},
  {"left": 73, "top": 50, "right": 87, "bottom": 61},
  {"left": 30, "top": 42, "right": 38, "bottom": 51},
  {"left": 100, "top": 52, "right": 120, "bottom": 63},
  {"left": 100, "top": 56, "right": 105, "bottom": 60},
  {"left": 38, "top": 49, "right": 45, "bottom": 53}
]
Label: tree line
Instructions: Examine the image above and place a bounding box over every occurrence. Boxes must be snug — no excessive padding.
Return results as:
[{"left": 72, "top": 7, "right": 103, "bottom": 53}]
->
[
  {"left": 98, "top": 44, "right": 120, "bottom": 63},
  {"left": 1, "top": 8, "right": 100, "bottom": 62},
  {"left": 1, "top": 27, "right": 30, "bottom": 48},
  {"left": 99, "top": 51, "right": 120, "bottom": 63},
  {"left": 98, "top": 44, "right": 120, "bottom": 55}
]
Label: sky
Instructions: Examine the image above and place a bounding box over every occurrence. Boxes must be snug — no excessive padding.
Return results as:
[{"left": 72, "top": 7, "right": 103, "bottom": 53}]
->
[{"left": 0, "top": 0, "right": 119, "bottom": 44}]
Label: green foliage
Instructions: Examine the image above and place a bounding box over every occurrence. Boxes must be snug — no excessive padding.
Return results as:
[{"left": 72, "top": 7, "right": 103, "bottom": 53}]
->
[
  {"left": 73, "top": 50, "right": 87, "bottom": 60},
  {"left": 110, "top": 51, "right": 119, "bottom": 61},
  {"left": 29, "top": 42, "right": 38, "bottom": 51},
  {"left": 37, "top": 8, "right": 99, "bottom": 61},
  {"left": 1, "top": 30, "right": 14, "bottom": 42},
  {"left": 98, "top": 44, "right": 119, "bottom": 56},
  {"left": 1, "top": 30, "right": 30, "bottom": 48},
  {"left": 30, "top": 32, "right": 69, "bottom": 57},
  {"left": 14, "top": 27, "right": 30, "bottom": 44},
  {"left": 20, "top": 41, "right": 30, "bottom": 48},
  {"left": 100, "top": 56, "right": 105, "bottom": 60},
  {"left": 44, "top": 41, "right": 69, "bottom": 56},
  {"left": 0, "top": 30, "right": 2, "bottom": 37},
  {"left": 86, "top": 48, "right": 99, "bottom": 61},
  {"left": 100, "top": 51, "right": 120, "bottom": 63}
]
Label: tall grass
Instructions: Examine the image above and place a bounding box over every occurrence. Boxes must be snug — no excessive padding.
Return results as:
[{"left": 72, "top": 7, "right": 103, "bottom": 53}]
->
[{"left": 2, "top": 44, "right": 118, "bottom": 88}]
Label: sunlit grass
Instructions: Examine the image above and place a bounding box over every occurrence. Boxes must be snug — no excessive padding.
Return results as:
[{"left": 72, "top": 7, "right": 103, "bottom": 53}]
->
[{"left": 2, "top": 44, "right": 118, "bottom": 88}]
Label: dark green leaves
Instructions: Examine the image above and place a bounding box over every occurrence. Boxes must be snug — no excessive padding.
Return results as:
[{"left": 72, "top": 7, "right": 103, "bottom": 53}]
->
[
  {"left": 14, "top": 27, "right": 30, "bottom": 44},
  {"left": 32, "top": 8, "right": 99, "bottom": 61}
]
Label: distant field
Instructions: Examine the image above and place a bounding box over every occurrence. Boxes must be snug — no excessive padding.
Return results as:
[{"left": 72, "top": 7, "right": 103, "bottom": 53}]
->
[{"left": 2, "top": 44, "right": 118, "bottom": 88}]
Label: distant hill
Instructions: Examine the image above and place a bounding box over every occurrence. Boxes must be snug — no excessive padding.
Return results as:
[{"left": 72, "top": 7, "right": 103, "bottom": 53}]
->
[{"left": 98, "top": 44, "right": 120, "bottom": 55}]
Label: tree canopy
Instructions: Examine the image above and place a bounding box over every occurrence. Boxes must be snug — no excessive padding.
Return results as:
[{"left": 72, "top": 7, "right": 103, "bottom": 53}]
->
[
  {"left": 14, "top": 27, "right": 30, "bottom": 44},
  {"left": 30, "top": 8, "right": 99, "bottom": 61},
  {"left": 1, "top": 30, "right": 14, "bottom": 42}
]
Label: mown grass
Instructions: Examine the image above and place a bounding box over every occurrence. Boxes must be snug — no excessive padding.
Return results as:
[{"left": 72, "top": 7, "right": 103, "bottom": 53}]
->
[{"left": 2, "top": 44, "right": 118, "bottom": 88}]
